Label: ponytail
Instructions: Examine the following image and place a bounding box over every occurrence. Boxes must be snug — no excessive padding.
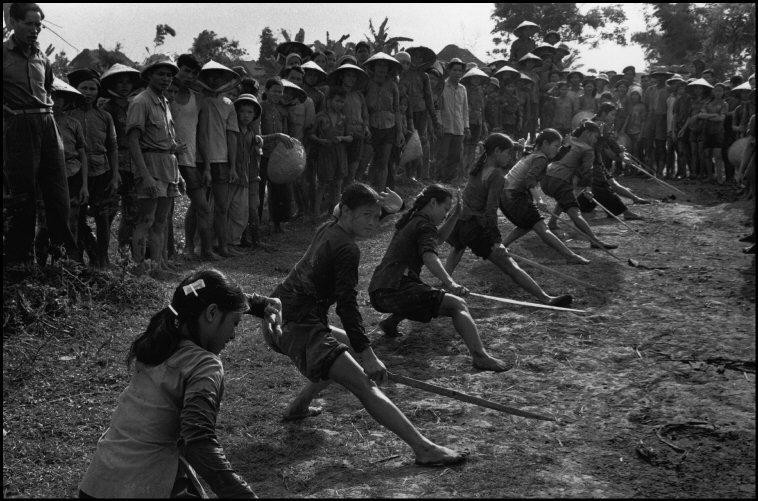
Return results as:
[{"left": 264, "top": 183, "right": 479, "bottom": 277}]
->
[
  {"left": 469, "top": 133, "right": 514, "bottom": 176},
  {"left": 395, "top": 184, "right": 452, "bottom": 230},
  {"left": 126, "top": 269, "right": 248, "bottom": 368}
]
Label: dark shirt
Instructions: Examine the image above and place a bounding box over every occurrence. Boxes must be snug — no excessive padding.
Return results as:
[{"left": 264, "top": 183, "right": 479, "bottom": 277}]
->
[
  {"left": 273, "top": 222, "right": 370, "bottom": 353},
  {"left": 3, "top": 36, "right": 53, "bottom": 109},
  {"left": 102, "top": 98, "right": 131, "bottom": 150},
  {"left": 368, "top": 213, "right": 439, "bottom": 292},
  {"left": 70, "top": 107, "right": 118, "bottom": 177},
  {"left": 56, "top": 113, "right": 86, "bottom": 177}
]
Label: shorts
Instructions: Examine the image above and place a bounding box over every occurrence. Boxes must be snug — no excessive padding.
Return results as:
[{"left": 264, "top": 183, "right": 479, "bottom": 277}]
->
[
  {"left": 446, "top": 217, "right": 499, "bottom": 259},
  {"left": 500, "top": 189, "right": 542, "bottom": 229},
  {"left": 210, "top": 162, "right": 231, "bottom": 184},
  {"left": 369, "top": 278, "right": 445, "bottom": 323},
  {"left": 135, "top": 175, "right": 180, "bottom": 199},
  {"left": 540, "top": 175, "right": 578, "bottom": 211},
  {"left": 181, "top": 164, "right": 206, "bottom": 191},
  {"left": 266, "top": 318, "right": 349, "bottom": 383},
  {"left": 346, "top": 136, "right": 364, "bottom": 164}
]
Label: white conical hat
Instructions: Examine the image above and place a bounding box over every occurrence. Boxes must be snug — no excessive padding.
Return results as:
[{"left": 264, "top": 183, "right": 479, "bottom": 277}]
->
[
  {"left": 461, "top": 67, "right": 489, "bottom": 84},
  {"left": 515, "top": 21, "right": 540, "bottom": 33},
  {"left": 687, "top": 78, "right": 713, "bottom": 89}
]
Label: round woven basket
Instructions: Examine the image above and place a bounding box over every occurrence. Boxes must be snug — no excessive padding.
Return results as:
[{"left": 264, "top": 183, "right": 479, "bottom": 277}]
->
[
  {"left": 728, "top": 137, "right": 751, "bottom": 167},
  {"left": 267, "top": 138, "right": 306, "bottom": 184},
  {"left": 399, "top": 131, "right": 422, "bottom": 165}
]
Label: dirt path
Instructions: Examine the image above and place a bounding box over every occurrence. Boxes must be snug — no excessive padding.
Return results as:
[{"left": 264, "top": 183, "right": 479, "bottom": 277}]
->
[{"left": 3, "top": 177, "right": 755, "bottom": 497}]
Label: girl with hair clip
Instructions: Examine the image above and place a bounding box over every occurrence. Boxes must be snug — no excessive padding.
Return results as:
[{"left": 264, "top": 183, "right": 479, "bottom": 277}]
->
[
  {"left": 369, "top": 185, "right": 512, "bottom": 372},
  {"left": 79, "top": 269, "right": 281, "bottom": 498},
  {"left": 500, "top": 128, "right": 591, "bottom": 264},
  {"left": 541, "top": 120, "right": 619, "bottom": 250},
  {"left": 445, "top": 133, "right": 573, "bottom": 307},
  {"left": 268, "top": 183, "right": 469, "bottom": 467}
]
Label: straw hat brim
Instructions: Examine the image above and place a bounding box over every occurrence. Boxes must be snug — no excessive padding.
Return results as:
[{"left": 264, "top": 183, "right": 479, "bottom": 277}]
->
[
  {"left": 276, "top": 41, "right": 313, "bottom": 59},
  {"left": 327, "top": 64, "right": 369, "bottom": 88}
]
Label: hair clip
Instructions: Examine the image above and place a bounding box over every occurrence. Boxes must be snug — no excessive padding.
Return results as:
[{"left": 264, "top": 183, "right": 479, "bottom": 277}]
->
[
  {"left": 168, "top": 304, "right": 179, "bottom": 316},
  {"left": 183, "top": 279, "right": 206, "bottom": 297}
]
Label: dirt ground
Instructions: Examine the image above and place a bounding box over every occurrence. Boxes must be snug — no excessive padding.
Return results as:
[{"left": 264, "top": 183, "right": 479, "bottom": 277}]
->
[{"left": 2, "top": 176, "right": 755, "bottom": 498}]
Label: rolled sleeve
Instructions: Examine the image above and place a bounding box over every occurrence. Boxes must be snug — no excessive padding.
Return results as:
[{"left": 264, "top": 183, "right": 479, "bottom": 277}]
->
[{"left": 415, "top": 222, "right": 439, "bottom": 258}]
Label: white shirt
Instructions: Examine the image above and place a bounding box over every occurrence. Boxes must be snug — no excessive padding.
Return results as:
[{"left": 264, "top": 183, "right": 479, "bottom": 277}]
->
[{"left": 440, "top": 79, "right": 469, "bottom": 135}]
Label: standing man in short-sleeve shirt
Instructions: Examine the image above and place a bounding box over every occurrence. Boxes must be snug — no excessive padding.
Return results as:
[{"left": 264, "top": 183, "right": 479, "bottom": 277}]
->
[
  {"left": 126, "top": 55, "right": 181, "bottom": 276},
  {"left": 3, "top": 2, "right": 77, "bottom": 266}
]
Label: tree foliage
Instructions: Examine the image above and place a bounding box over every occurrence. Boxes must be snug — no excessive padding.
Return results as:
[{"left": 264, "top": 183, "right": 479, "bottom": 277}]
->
[
  {"left": 632, "top": 3, "right": 755, "bottom": 77},
  {"left": 312, "top": 31, "right": 351, "bottom": 58},
  {"left": 51, "top": 50, "right": 70, "bottom": 78},
  {"left": 631, "top": 3, "right": 755, "bottom": 77},
  {"left": 258, "top": 27, "right": 278, "bottom": 63},
  {"left": 365, "top": 17, "right": 413, "bottom": 54},
  {"left": 490, "top": 3, "right": 627, "bottom": 58},
  {"left": 190, "top": 29, "right": 248, "bottom": 66}
]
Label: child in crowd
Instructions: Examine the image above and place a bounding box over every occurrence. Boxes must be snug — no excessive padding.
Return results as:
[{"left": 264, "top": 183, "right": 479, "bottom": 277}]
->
[
  {"left": 268, "top": 183, "right": 469, "bottom": 467},
  {"left": 483, "top": 77, "right": 501, "bottom": 133},
  {"left": 100, "top": 64, "right": 142, "bottom": 256},
  {"left": 364, "top": 53, "right": 403, "bottom": 190},
  {"left": 369, "top": 184, "right": 513, "bottom": 372},
  {"left": 445, "top": 133, "right": 573, "bottom": 306},
  {"left": 700, "top": 82, "right": 728, "bottom": 184},
  {"left": 301, "top": 61, "right": 328, "bottom": 217},
  {"left": 462, "top": 70, "right": 486, "bottom": 169},
  {"left": 311, "top": 87, "right": 352, "bottom": 215},
  {"left": 329, "top": 63, "right": 370, "bottom": 187},
  {"left": 197, "top": 61, "right": 242, "bottom": 256},
  {"left": 499, "top": 79, "right": 522, "bottom": 139},
  {"left": 500, "top": 128, "right": 590, "bottom": 264},
  {"left": 79, "top": 269, "right": 280, "bottom": 498},
  {"left": 35, "top": 80, "right": 89, "bottom": 265},
  {"left": 260, "top": 77, "right": 294, "bottom": 233},
  {"left": 548, "top": 81, "right": 575, "bottom": 137},
  {"left": 577, "top": 79, "right": 597, "bottom": 113},
  {"left": 622, "top": 90, "right": 646, "bottom": 164},
  {"left": 281, "top": 66, "right": 312, "bottom": 219},
  {"left": 68, "top": 68, "right": 120, "bottom": 269},
  {"left": 671, "top": 77, "right": 692, "bottom": 178}
]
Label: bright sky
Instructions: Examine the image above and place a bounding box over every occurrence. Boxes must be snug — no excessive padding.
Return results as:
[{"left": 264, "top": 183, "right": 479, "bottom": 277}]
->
[{"left": 27, "top": 3, "right": 649, "bottom": 71}]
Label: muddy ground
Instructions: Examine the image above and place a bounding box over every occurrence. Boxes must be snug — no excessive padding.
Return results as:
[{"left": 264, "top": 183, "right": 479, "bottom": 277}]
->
[{"left": 3, "top": 176, "right": 755, "bottom": 498}]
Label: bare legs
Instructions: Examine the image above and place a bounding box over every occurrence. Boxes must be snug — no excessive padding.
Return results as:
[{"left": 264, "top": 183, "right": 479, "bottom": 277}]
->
[
  {"left": 284, "top": 326, "right": 466, "bottom": 465},
  {"left": 377, "top": 295, "right": 512, "bottom": 372},
  {"left": 501, "top": 221, "right": 590, "bottom": 264}
]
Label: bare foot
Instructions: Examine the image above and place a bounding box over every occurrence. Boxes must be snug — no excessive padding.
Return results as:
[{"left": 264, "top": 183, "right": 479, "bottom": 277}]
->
[
  {"left": 414, "top": 445, "right": 470, "bottom": 467},
  {"left": 472, "top": 352, "right": 514, "bottom": 372}
]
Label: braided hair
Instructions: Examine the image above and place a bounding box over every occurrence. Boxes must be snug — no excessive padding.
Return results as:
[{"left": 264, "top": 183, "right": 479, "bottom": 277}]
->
[
  {"left": 395, "top": 184, "right": 452, "bottom": 230},
  {"left": 470, "top": 133, "right": 515, "bottom": 176},
  {"left": 126, "top": 269, "right": 248, "bottom": 368}
]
